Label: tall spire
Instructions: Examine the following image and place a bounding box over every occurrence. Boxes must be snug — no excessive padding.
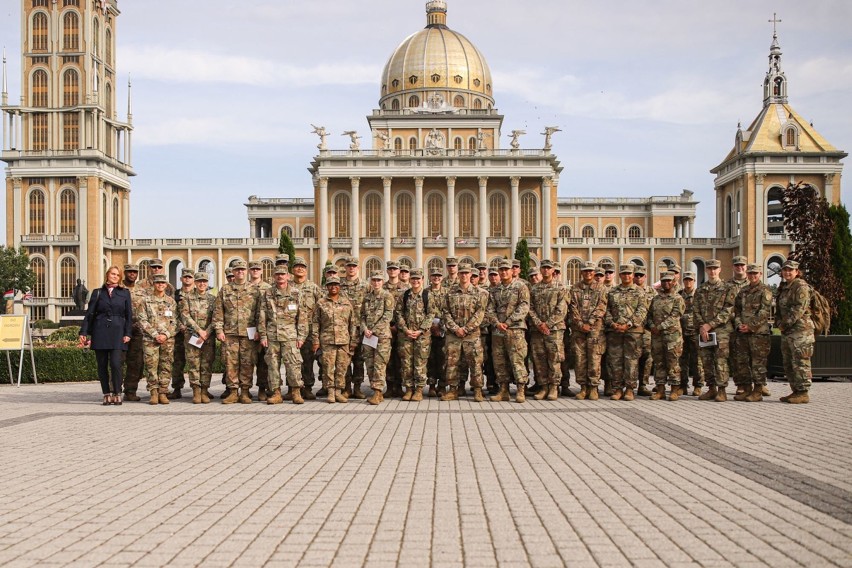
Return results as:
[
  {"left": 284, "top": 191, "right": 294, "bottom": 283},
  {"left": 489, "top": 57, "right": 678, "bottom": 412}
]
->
[
  {"left": 763, "top": 14, "right": 787, "bottom": 105},
  {"left": 2, "top": 47, "right": 7, "bottom": 106},
  {"left": 426, "top": 0, "right": 447, "bottom": 28},
  {"left": 126, "top": 75, "right": 133, "bottom": 124}
]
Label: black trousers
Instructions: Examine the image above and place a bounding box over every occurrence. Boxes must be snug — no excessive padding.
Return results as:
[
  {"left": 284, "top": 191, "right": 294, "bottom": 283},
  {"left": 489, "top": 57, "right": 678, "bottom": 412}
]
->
[{"left": 96, "top": 349, "right": 124, "bottom": 395}]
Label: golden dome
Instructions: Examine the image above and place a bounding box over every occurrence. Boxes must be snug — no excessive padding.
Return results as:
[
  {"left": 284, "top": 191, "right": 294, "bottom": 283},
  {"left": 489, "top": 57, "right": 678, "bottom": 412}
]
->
[{"left": 379, "top": 2, "right": 494, "bottom": 111}]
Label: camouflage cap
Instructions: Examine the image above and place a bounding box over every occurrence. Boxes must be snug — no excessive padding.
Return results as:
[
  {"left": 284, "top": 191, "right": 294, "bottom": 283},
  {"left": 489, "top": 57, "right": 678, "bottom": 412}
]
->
[
  {"left": 782, "top": 260, "right": 800, "bottom": 270},
  {"left": 249, "top": 261, "right": 262, "bottom": 270},
  {"left": 511, "top": 259, "right": 521, "bottom": 268},
  {"left": 370, "top": 270, "right": 384, "bottom": 280},
  {"left": 706, "top": 259, "right": 721, "bottom": 268},
  {"left": 181, "top": 268, "right": 195, "bottom": 278},
  {"left": 194, "top": 272, "right": 209, "bottom": 281},
  {"left": 732, "top": 256, "right": 748, "bottom": 266},
  {"left": 149, "top": 258, "right": 164, "bottom": 268},
  {"left": 231, "top": 260, "right": 248, "bottom": 270},
  {"left": 618, "top": 264, "right": 635, "bottom": 274},
  {"left": 633, "top": 265, "right": 646, "bottom": 276},
  {"left": 670, "top": 264, "right": 682, "bottom": 273},
  {"left": 474, "top": 262, "right": 487, "bottom": 270},
  {"left": 458, "top": 263, "right": 473, "bottom": 274},
  {"left": 581, "top": 261, "right": 597, "bottom": 272},
  {"left": 446, "top": 257, "right": 458, "bottom": 266},
  {"left": 325, "top": 276, "right": 341, "bottom": 285},
  {"left": 600, "top": 260, "right": 615, "bottom": 270},
  {"left": 660, "top": 271, "right": 674, "bottom": 281},
  {"left": 123, "top": 263, "right": 139, "bottom": 272},
  {"left": 488, "top": 268, "right": 499, "bottom": 276},
  {"left": 430, "top": 268, "right": 443, "bottom": 277},
  {"left": 746, "top": 263, "right": 761, "bottom": 273},
  {"left": 498, "top": 259, "right": 512, "bottom": 269},
  {"left": 324, "top": 265, "right": 338, "bottom": 274},
  {"left": 683, "top": 271, "right": 696, "bottom": 280},
  {"left": 540, "top": 259, "right": 554, "bottom": 269},
  {"left": 275, "top": 254, "right": 290, "bottom": 264},
  {"left": 292, "top": 256, "right": 307, "bottom": 267},
  {"left": 528, "top": 268, "right": 540, "bottom": 277},
  {"left": 225, "top": 268, "right": 234, "bottom": 277},
  {"left": 345, "top": 257, "right": 359, "bottom": 266},
  {"left": 152, "top": 274, "right": 168, "bottom": 283},
  {"left": 594, "top": 266, "right": 605, "bottom": 276},
  {"left": 410, "top": 269, "right": 424, "bottom": 279},
  {"left": 274, "top": 266, "right": 289, "bottom": 275},
  {"left": 386, "top": 260, "right": 400, "bottom": 269},
  {"left": 399, "top": 264, "right": 410, "bottom": 273}
]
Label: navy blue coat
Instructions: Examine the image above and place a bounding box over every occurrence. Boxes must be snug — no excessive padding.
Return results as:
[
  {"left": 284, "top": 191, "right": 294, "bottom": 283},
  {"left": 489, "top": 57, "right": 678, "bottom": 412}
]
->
[{"left": 80, "top": 286, "right": 133, "bottom": 351}]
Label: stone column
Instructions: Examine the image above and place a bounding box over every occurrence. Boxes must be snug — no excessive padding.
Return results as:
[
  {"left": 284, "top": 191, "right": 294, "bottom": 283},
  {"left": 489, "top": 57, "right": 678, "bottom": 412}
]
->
[
  {"left": 825, "top": 173, "right": 835, "bottom": 204},
  {"left": 383, "top": 177, "right": 392, "bottom": 261},
  {"left": 510, "top": 176, "right": 520, "bottom": 252},
  {"left": 446, "top": 176, "right": 456, "bottom": 258},
  {"left": 542, "top": 177, "right": 552, "bottom": 260},
  {"left": 478, "top": 177, "right": 488, "bottom": 262},
  {"left": 318, "top": 177, "right": 329, "bottom": 268},
  {"left": 350, "top": 177, "right": 360, "bottom": 260},
  {"left": 249, "top": 218, "right": 257, "bottom": 238},
  {"left": 755, "top": 174, "right": 765, "bottom": 266},
  {"left": 415, "top": 177, "right": 424, "bottom": 268}
]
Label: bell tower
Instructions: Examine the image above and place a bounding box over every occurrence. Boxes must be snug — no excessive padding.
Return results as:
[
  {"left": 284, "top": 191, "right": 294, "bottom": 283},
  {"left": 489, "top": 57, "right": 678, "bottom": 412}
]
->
[{"left": 2, "top": 0, "right": 134, "bottom": 321}]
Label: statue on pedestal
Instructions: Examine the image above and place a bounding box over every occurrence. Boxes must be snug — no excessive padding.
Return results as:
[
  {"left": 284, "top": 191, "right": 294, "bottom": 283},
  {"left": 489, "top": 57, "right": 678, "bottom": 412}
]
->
[{"left": 311, "top": 124, "right": 329, "bottom": 151}]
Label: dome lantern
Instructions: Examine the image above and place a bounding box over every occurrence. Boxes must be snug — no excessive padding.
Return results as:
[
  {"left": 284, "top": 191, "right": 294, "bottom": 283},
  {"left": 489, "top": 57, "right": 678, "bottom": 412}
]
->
[{"left": 426, "top": 0, "right": 448, "bottom": 28}]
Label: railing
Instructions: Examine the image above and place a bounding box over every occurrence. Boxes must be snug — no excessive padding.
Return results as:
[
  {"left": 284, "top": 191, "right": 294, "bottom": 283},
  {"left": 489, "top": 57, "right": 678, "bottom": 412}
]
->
[
  {"left": 391, "top": 237, "right": 415, "bottom": 248},
  {"left": 102, "top": 237, "right": 316, "bottom": 248},
  {"left": 486, "top": 237, "right": 511, "bottom": 247},
  {"left": 764, "top": 232, "right": 791, "bottom": 242},
  {"left": 320, "top": 148, "right": 548, "bottom": 158},
  {"left": 553, "top": 237, "right": 738, "bottom": 247},
  {"left": 329, "top": 238, "right": 352, "bottom": 247},
  {"left": 360, "top": 238, "right": 384, "bottom": 248},
  {"left": 455, "top": 238, "right": 479, "bottom": 248},
  {"left": 424, "top": 237, "right": 448, "bottom": 247},
  {"left": 247, "top": 197, "right": 315, "bottom": 206},
  {"left": 21, "top": 234, "right": 79, "bottom": 242}
]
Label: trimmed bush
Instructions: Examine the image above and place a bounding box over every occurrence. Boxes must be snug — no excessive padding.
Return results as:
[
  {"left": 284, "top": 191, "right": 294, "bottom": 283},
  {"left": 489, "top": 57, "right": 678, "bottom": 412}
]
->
[{"left": 0, "top": 347, "right": 98, "bottom": 383}]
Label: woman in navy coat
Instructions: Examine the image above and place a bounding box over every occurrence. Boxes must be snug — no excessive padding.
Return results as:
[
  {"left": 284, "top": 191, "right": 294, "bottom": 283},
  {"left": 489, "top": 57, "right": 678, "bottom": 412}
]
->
[{"left": 79, "top": 266, "right": 133, "bottom": 405}]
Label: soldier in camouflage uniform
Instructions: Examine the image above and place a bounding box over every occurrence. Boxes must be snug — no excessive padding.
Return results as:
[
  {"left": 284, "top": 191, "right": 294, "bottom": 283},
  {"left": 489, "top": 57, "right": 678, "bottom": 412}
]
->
[
  {"left": 442, "top": 263, "right": 487, "bottom": 401},
  {"left": 383, "top": 260, "right": 410, "bottom": 399},
  {"left": 693, "top": 259, "right": 737, "bottom": 402},
  {"left": 426, "top": 269, "right": 447, "bottom": 397},
  {"left": 485, "top": 268, "right": 501, "bottom": 394},
  {"left": 248, "top": 261, "right": 272, "bottom": 401},
  {"left": 528, "top": 260, "right": 568, "bottom": 400},
  {"left": 604, "top": 264, "right": 648, "bottom": 400},
  {"left": 488, "top": 259, "right": 531, "bottom": 403},
  {"left": 633, "top": 266, "right": 655, "bottom": 396},
  {"left": 775, "top": 260, "right": 815, "bottom": 404},
  {"left": 137, "top": 274, "right": 178, "bottom": 405},
  {"left": 311, "top": 277, "right": 359, "bottom": 403},
  {"left": 395, "top": 269, "right": 436, "bottom": 402},
  {"left": 568, "top": 261, "right": 608, "bottom": 399},
  {"left": 647, "top": 272, "right": 685, "bottom": 400},
  {"left": 180, "top": 271, "right": 216, "bottom": 404},
  {"left": 727, "top": 256, "right": 752, "bottom": 399},
  {"left": 599, "top": 261, "right": 617, "bottom": 396},
  {"left": 444, "top": 257, "right": 459, "bottom": 291},
  {"left": 314, "top": 265, "right": 340, "bottom": 397},
  {"left": 340, "top": 257, "right": 369, "bottom": 398},
  {"left": 289, "top": 256, "right": 321, "bottom": 399},
  {"left": 213, "top": 260, "right": 261, "bottom": 404},
  {"left": 217, "top": 267, "right": 235, "bottom": 399},
  {"left": 121, "top": 264, "right": 146, "bottom": 401},
  {"left": 678, "top": 272, "right": 705, "bottom": 396},
  {"left": 361, "top": 271, "right": 395, "bottom": 405},
  {"left": 732, "top": 264, "right": 773, "bottom": 402},
  {"left": 167, "top": 268, "right": 195, "bottom": 400},
  {"left": 259, "top": 266, "right": 307, "bottom": 405}
]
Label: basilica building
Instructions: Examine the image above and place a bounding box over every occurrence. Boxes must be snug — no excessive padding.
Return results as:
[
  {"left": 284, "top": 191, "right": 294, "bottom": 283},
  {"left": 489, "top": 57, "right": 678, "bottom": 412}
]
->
[{"left": 2, "top": 0, "right": 845, "bottom": 322}]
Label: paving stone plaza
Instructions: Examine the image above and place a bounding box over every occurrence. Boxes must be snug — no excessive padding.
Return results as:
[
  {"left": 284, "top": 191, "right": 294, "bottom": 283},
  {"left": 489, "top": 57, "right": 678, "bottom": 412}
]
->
[{"left": 1, "top": 379, "right": 851, "bottom": 568}]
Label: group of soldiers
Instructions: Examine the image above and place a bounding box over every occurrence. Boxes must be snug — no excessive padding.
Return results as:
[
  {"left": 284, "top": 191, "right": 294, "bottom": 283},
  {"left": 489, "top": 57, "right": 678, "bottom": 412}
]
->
[{"left": 118, "top": 252, "right": 815, "bottom": 406}]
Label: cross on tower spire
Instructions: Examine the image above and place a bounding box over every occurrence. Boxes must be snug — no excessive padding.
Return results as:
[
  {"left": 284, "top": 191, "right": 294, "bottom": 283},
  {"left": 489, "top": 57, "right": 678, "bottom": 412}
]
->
[{"left": 768, "top": 13, "right": 782, "bottom": 35}]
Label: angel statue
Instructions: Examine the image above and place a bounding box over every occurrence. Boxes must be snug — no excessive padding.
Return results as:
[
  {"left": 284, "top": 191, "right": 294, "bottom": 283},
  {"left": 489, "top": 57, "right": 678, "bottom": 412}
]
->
[
  {"left": 342, "top": 130, "right": 361, "bottom": 152},
  {"left": 542, "top": 126, "right": 562, "bottom": 151},
  {"left": 476, "top": 131, "right": 493, "bottom": 150},
  {"left": 509, "top": 129, "right": 526, "bottom": 150},
  {"left": 375, "top": 129, "right": 392, "bottom": 151},
  {"left": 310, "top": 124, "right": 329, "bottom": 151}
]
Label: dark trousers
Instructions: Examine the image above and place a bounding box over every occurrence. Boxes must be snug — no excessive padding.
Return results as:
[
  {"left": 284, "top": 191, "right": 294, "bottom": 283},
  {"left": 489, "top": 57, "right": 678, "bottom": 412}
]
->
[{"left": 97, "top": 349, "right": 124, "bottom": 395}]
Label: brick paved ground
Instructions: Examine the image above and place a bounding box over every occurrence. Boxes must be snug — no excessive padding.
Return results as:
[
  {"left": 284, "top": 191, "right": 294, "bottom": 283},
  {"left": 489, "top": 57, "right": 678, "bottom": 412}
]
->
[{"left": 1, "top": 378, "right": 851, "bottom": 567}]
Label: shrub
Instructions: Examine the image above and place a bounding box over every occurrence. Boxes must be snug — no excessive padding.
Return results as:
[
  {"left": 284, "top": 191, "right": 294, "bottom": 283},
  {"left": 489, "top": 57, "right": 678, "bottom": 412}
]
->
[
  {"left": 50, "top": 326, "right": 82, "bottom": 342},
  {"left": 0, "top": 347, "right": 98, "bottom": 383}
]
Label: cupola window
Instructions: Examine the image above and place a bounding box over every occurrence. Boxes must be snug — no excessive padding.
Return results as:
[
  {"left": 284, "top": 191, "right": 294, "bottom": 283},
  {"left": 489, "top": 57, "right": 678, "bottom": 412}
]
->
[
  {"left": 408, "top": 95, "right": 420, "bottom": 108},
  {"left": 454, "top": 75, "right": 463, "bottom": 84},
  {"left": 392, "top": 79, "right": 399, "bottom": 88},
  {"left": 431, "top": 73, "right": 440, "bottom": 83},
  {"left": 473, "top": 78, "right": 481, "bottom": 87},
  {"left": 409, "top": 75, "right": 418, "bottom": 85}
]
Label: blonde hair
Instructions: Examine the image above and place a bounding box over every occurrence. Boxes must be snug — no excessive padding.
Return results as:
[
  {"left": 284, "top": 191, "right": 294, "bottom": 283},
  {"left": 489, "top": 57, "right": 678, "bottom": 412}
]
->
[{"left": 103, "top": 265, "right": 125, "bottom": 287}]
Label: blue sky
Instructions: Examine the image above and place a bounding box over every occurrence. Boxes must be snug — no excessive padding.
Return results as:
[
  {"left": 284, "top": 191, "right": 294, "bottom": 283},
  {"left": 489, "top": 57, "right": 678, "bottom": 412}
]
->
[{"left": 1, "top": 0, "right": 850, "bottom": 238}]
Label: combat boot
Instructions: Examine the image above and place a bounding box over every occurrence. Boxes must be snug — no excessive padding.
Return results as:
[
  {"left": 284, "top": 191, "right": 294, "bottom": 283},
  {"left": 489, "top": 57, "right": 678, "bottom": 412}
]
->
[
  {"left": 351, "top": 383, "right": 366, "bottom": 400},
  {"left": 367, "top": 390, "right": 383, "bottom": 405},
  {"left": 441, "top": 386, "right": 459, "bottom": 401},
  {"left": 283, "top": 388, "right": 293, "bottom": 401},
  {"left": 561, "top": 382, "right": 575, "bottom": 397},
  {"left": 125, "top": 392, "right": 141, "bottom": 402},
  {"left": 200, "top": 388, "right": 211, "bottom": 404},
  {"left": 473, "top": 388, "right": 484, "bottom": 402},
  {"left": 334, "top": 389, "right": 348, "bottom": 403},
  {"left": 744, "top": 387, "right": 763, "bottom": 402},
  {"left": 219, "top": 389, "right": 231, "bottom": 399},
  {"left": 515, "top": 386, "right": 526, "bottom": 403},
  {"left": 698, "top": 386, "right": 717, "bottom": 401},
  {"left": 317, "top": 386, "right": 328, "bottom": 398},
  {"left": 650, "top": 385, "right": 666, "bottom": 400},
  {"left": 575, "top": 385, "right": 588, "bottom": 400},
  {"left": 291, "top": 387, "right": 304, "bottom": 405},
  {"left": 714, "top": 388, "right": 727, "bottom": 402},
  {"left": 191, "top": 386, "right": 202, "bottom": 404},
  {"left": 734, "top": 385, "right": 751, "bottom": 401},
  {"left": 411, "top": 387, "right": 424, "bottom": 402},
  {"left": 489, "top": 384, "right": 510, "bottom": 402},
  {"left": 623, "top": 387, "right": 635, "bottom": 401},
  {"left": 785, "top": 391, "right": 809, "bottom": 404},
  {"left": 692, "top": 386, "right": 702, "bottom": 397},
  {"left": 158, "top": 391, "right": 170, "bottom": 405},
  {"left": 267, "top": 388, "right": 283, "bottom": 404},
  {"left": 327, "top": 388, "right": 336, "bottom": 403},
  {"left": 167, "top": 388, "right": 182, "bottom": 400},
  {"left": 668, "top": 386, "right": 680, "bottom": 401},
  {"left": 610, "top": 388, "right": 623, "bottom": 401},
  {"left": 761, "top": 385, "right": 771, "bottom": 397},
  {"left": 603, "top": 380, "right": 614, "bottom": 397},
  {"left": 428, "top": 385, "right": 438, "bottom": 398},
  {"left": 302, "top": 387, "right": 316, "bottom": 400},
  {"left": 238, "top": 388, "right": 252, "bottom": 404},
  {"left": 533, "top": 386, "right": 549, "bottom": 400},
  {"left": 637, "top": 385, "right": 652, "bottom": 397},
  {"left": 547, "top": 385, "right": 559, "bottom": 401},
  {"left": 588, "top": 386, "right": 599, "bottom": 401},
  {"left": 402, "top": 388, "right": 414, "bottom": 402},
  {"left": 148, "top": 391, "right": 159, "bottom": 405},
  {"left": 257, "top": 389, "right": 268, "bottom": 402},
  {"left": 222, "top": 388, "right": 239, "bottom": 404}
]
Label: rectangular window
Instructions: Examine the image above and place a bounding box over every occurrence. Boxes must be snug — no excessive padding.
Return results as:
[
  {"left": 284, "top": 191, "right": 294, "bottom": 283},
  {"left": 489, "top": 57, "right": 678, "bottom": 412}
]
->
[{"left": 32, "top": 114, "right": 48, "bottom": 151}]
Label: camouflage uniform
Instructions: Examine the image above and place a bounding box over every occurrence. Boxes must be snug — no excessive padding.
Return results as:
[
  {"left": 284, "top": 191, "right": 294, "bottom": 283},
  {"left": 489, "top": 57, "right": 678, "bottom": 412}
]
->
[
  {"left": 489, "top": 280, "right": 531, "bottom": 387},
  {"left": 426, "top": 285, "right": 447, "bottom": 391},
  {"left": 124, "top": 285, "right": 147, "bottom": 396},
  {"left": 361, "top": 287, "right": 395, "bottom": 392},
  {"left": 310, "top": 294, "right": 358, "bottom": 391},
  {"left": 180, "top": 288, "right": 216, "bottom": 389},
  {"left": 340, "top": 276, "right": 369, "bottom": 387},
  {"left": 212, "top": 282, "right": 261, "bottom": 391},
  {"left": 258, "top": 283, "right": 307, "bottom": 392},
  {"left": 171, "top": 286, "right": 190, "bottom": 391},
  {"left": 568, "top": 281, "right": 608, "bottom": 387},
  {"left": 529, "top": 279, "right": 568, "bottom": 387},
  {"left": 727, "top": 276, "right": 751, "bottom": 389},
  {"left": 604, "top": 283, "right": 648, "bottom": 390},
  {"left": 678, "top": 287, "right": 705, "bottom": 390},
  {"left": 733, "top": 280, "right": 773, "bottom": 390},
  {"left": 396, "top": 287, "right": 437, "bottom": 390},
  {"left": 775, "top": 277, "right": 815, "bottom": 393},
  {"left": 251, "top": 280, "right": 272, "bottom": 395},
  {"left": 443, "top": 285, "right": 488, "bottom": 389},
  {"left": 647, "top": 287, "right": 685, "bottom": 386},
  {"left": 291, "top": 278, "right": 322, "bottom": 389},
  {"left": 693, "top": 278, "right": 736, "bottom": 389},
  {"left": 637, "top": 284, "right": 656, "bottom": 391},
  {"left": 383, "top": 280, "right": 410, "bottom": 394},
  {"left": 138, "top": 294, "right": 178, "bottom": 394}
]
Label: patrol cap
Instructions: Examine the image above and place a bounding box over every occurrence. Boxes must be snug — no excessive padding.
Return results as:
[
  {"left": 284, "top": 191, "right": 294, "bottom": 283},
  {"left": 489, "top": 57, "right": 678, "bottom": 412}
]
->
[
  {"left": 528, "top": 268, "right": 540, "bottom": 277},
  {"left": 540, "top": 259, "right": 554, "bottom": 269},
  {"left": 370, "top": 270, "right": 384, "bottom": 280},
  {"left": 581, "top": 261, "right": 597, "bottom": 272},
  {"left": 345, "top": 257, "right": 359, "bottom": 266},
  {"left": 633, "top": 265, "right": 646, "bottom": 276},
  {"left": 660, "top": 271, "right": 674, "bottom": 282},
  {"left": 325, "top": 276, "right": 341, "bottom": 285},
  {"left": 324, "top": 265, "right": 338, "bottom": 274},
  {"left": 274, "top": 267, "right": 289, "bottom": 275},
  {"left": 600, "top": 260, "right": 615, "bottom": 270},
  {"left": 430, "top": 268, "right": 443, "bottom": 277},
  {"left": 474, "top": 262, "right": 487, "bottom": 270},
  {"left": 446, "top": 257, "right": 458, "bottom": 266},
  {"left": 512, "top": 259, "right": 521, "bottom": 268},
  {"left": 149, "top": 258, "right": 164, "bottom": 268},
  {"left": 683, "top": 271, "right": 696, "bottom": 281},
  {"left": 124, "top": 263, "right": 139, "bottom": 272},
  {"left": 782, "top": 260, "right": 800, "bottom": 270},
  {"left": 594, "top": 267, "right": 605, "bottom": 276},
  {"left": 746, "top": 263, "right": 761, "bottom": 273},
  {"left": 249, "top": 261, "right": 262, "bottom": 270},
  {"left": 292, "top": 256, "right": 307, "bottom": 267},
  {"left": 275, "top": 254, "right": 290, "bottom": 265},
  {"left": 410, "top": 269, "right": 423, "bottom": 279},
  {"left": 152, "top": 274, "right": 168, "bottom": 283},
  {"left": 498, "top": 259, "right": 512, "bottom": 270},
  {"left": 194, "top": 272, "right": 209, "bottom": 281},
  {"left": 458, "top": 263, "right": 473, "bottom": 274},
  {"left": 732, "top": 256, "right": 748, "bottom": 266},
  {"left": 386, "top": 260, "right": 400, "bottom": 269},
  {"left": 488, "top": 267, "right": 499, "bottom": 276},
  {"left": 706, "top": 259, "right": 721, "bottom": 269},
  {"left": 181, "top": 268, "right": 195, "bottom": 278},
  {"left": 670, "top": 264, "right": 682, "bottom": 274},
  {"left": 231, "top": 260, "right": 248, "bottom": 270},
  {"left": 618, "top": 264, "right": 635, "bottom": 274},
  {"left": 399, "top": 265, "right": 410, "bottom": 273},
  {"left": 225, "top": 268, "right": 234, "bottom": 277}
]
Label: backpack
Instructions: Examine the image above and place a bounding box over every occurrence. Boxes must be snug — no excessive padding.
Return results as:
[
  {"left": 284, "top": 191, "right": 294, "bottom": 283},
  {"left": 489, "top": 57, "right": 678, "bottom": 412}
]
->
[{"left": 809, "top": 285, "right": 831, "bottom": 336}]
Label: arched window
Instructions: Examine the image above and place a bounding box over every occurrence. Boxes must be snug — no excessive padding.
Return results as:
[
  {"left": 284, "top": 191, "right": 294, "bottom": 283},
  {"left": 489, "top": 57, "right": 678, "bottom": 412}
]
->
[
  {"left": 628, "top": 225, "right": 642, "bottom": 239},
  {"left": 32, "top": 12, "right": 48, "bottom": 51},
  {"left": 558, "top": 225, "right": 571, "bottom": 239},
  {"left": 566, "top": 259, "right": 582, "bottom": 286},
  {"left": 473, "top": 99, "right": 482, "bottom": 109},
  {"left": 408, "top": 95, "right": 420, "bottom": 108},
  {"left": 394, "top": 137, "right": 403, "bottom": 151},
  {"left": 520, "top": 193, "right": 537, "bottom": 237},
  {"left": 28, "top": 189, "right": 45, "bottom": 234},
  {"left": 605, "top": 226, "right": 618, "bottom": 238},
  {"left": 458, "top": 193, "right": 475, "bottom": 237},
  {"left": 334, "top": 193, "right": 350, "bottom": 238},
  {"left": 453, "top": 95, "right": 464, "bottom": 107},
  {"left": 489, "top": 193, "right": 506, "bottom": 237},
  {"left": 365, "top": 193, "right": 382, "bottom": 238},
  {"left": 63, "top": 69, "right": 79, "bottom": 106},
  {"left": 427, "top": 193, "right": 444, "bottom": 238},
  {"left": 428, "top": 257, "right": 444, "bottom": 275},
  {"left": 92, "top": 18, "right": 100, "bottom": 56},
  {"left": 302, "top": 225, "right": 315, "bottom": 239},
  {"left": 690, "top": 259, "right": 706, "bottom": 286},
  {"left": 102, "top": 194, "right": 108, "bottom": 237},
  {"left": 31, "top": 257, "right": 47, "bottom": 298},
  {"left": 408, "top": 137, "right": 417, "bottom": 151},
  {"left": 582, "top": 225, "right": 595, "bottom": 239},
  {"left": 397, "top": 193, "right": 412, "bottom": 237},
  {"left": 138, "top": 260, "right": 150, "bottom": 282},
  {"left": 725, "top": 195, "right": 733, "bottom": 238},
  {"left": 468, "top": 137, "right": 477, "bottom": 151},
  {"left": 105, "top": 28, "right": 112, "bottom": 66},
  {"left": 262, "top": 259, "right": 275, "bottom": 282},
  {"left": 59, "top": 189, "right": 76, "bottom": 234},
  {"left": 105, "top": 83, "right": 113, "bottom": 119},
  {"left": 60, "top": 257, "right": 77, "bottom": 298},
  {"left": 32, "top": 113, "right": 48, "bottom": 151},
  {"left": 453, "top": 137, "right": 463, "bottom": 150},
  {"left": 365, "top": 258, "right": 382, "bottom": 275},
  {"left": 63, "top": 11, "right": 79, "bottom": 51},
  {"left": 766, "top": 187, "right": 784, "bottom": 235},
  {"left": 282, "top": 225, "right": 293, "bottom": 238},
  {"left": 197, "top": 259, "right": 215, "bottom": 288},
  {"left": 32, "top": 70, "right": 48, "bottom": 107},
  {"left": 397, "top": 257, "right": 413, "bottom": 270},
  {"left": 766, "top": 255, "right": 784, "bottom": 287},
  {"left": 112, "top": 197, "right": 119, "bottom": 237},
  {"left": 64, "top": 113, "right": 79, "bottom": 150},
  {"left": 391, "top": 99, "right": 400, "bottom": 111}
]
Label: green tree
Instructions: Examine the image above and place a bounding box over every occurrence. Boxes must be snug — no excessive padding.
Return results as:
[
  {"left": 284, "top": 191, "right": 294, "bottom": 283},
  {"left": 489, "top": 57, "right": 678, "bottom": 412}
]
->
[
  {"left": 828, "top": 204, "right": 852, "bottom": 334},
  {"left": 278, "top": 229, "right": 297, "bottom": 273},
  {"left": 0, "top": 247, "right": 36, "bottom": 314},
  {"left": 514, "top": 239, "right": 531, "bottom": 280}
]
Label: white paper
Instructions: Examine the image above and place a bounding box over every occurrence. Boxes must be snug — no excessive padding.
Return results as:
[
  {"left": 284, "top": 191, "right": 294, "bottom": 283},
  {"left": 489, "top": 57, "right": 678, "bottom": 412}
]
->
[
  {"left": 246, "top": 327, "right": 258, "bottom": 340},
  {"left": 698, "top": 332, "right": 717, "bottom": 348},
  {"left": 432, "top": 318, "right": 441, "bottom": 326},
  {"left": 362, "top": 334, "right": 379, "bottom": 348},
  {"left": 189, "top": 335, "right": 204, "bottom": 348}
]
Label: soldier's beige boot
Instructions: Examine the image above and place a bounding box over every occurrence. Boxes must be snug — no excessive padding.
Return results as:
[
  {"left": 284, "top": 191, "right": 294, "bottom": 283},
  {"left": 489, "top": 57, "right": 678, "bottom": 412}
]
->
[
  {"left": 327, "top": 388, "right": 336, "bottom": 404},
  {"left": 411, "top": 387, "right": 424, "bottom": 402},
  {"left": 610, "top": 388, "right": 623, "bottom": 401},
  {"left": 291, "top": 387, "right": 304, "bottom": 405},
  {"left": 473, "top": 388, "right": 484, "bottom": 402},
  {"left": 158, "top": 390, "right": 170, "bottom": 405},
  {"left": 191, "top": 386, "right": 202, "bottom": 404},
  {"left": 623, "top": 387, "right": 635, "bottom": 401},
  {"left": 352, "top": 383, "right": 366, "bottom": 400},
  {"left": 267, "top": 388, "right": 283, "bottom": 405},
  {"left": 148, "top": 390, "right": 159, "bottom": 405},
  {"left": 222, "top": 388, "right": 239, "bottom": 404},
  {"left": 238, "top": 388, "right": 252, "bottom": 404},
  {"left": 761, "top": 385, "right": 771, "bottom": 397},
  {"left": 698, "top": 386, "right": 717, "bottom": 401},
  {"left": 734, "top": 385, "right": 751, "bottom": 401},
  {"left": 575, "top": 384, "right": 588, "bottom": 400},
  {"left": 367, "top": 390, "right": 383, "bottom": 405},
  {"left": 734, "top": 385, "right": 746, "bottom": 397},
  {"left": 547, "top": 384, "right": 559, "bottom": 401},
  {"left": 692, "top": 386, "right": 702, "bottom": 397},
  {"left": 714, "top": 388, "right": 727, "bottom": 402},
  {"left": 668, "top": 385, "right": 680, "bottom": 401},
  {"left": 489, "top": 384, "right": 510, "bottom": 402},
  {"left": 588, "top": 385, "right": 599, "bottom": 401},
  {"left": 334, "top": 388, "right": 348, "bottom": 403},
  {"left": 441, "top": 386, "right": 459, "bottom": 401},
  {"left": 201, "top": 388, "right": 212, "bottom": 404},
  {"left": 533, "top": 385, "right": 548, "bottom": 400},
  {"left": 744, "top": 387, "right": 763, "bottom": 402},
  {"left": 402, "top": 387, "right": 414, "bottom": 401},
  {"left": 515, "top": 385, "right": 526, "bottom": 403},
  {"left": 785, "top": 391, "right": 810, "bottom": 404},
  {"left": 650, "top": 385, "right": 666, "bottom": 400}
]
